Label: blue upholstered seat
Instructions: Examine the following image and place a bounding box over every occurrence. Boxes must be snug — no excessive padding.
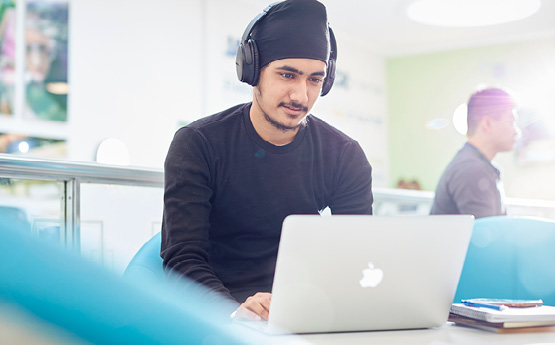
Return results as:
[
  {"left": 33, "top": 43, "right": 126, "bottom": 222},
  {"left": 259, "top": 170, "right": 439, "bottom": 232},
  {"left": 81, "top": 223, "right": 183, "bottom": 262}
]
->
[
  {"left": 123, "top": 232, "right": 164, "bottom": 283},
  {"left": 454, "top": 216, "right": 555, "bottom": 306}
]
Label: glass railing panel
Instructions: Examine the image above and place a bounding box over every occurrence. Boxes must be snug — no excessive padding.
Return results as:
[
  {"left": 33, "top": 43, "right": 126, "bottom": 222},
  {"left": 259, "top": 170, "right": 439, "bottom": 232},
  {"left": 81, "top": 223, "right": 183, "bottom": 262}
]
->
[
  {"left": 373, "top": 187, "right": 435, "bottom": 216},
  {"left": 80, "top": 183, "right": 163, "bottom": 275},
  {"left": 0, "top": 178, "right": 64, "bottom": 246}
]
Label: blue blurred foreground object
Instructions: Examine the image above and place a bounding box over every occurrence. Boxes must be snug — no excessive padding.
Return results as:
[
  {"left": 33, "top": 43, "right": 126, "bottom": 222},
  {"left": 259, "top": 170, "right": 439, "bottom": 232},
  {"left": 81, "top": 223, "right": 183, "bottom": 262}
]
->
[
  {"left": 454, "top": 216, "right": 555, "bottom": 306},
  {"left": 0, "top": 225, "right": 305, "bottom": 344}
]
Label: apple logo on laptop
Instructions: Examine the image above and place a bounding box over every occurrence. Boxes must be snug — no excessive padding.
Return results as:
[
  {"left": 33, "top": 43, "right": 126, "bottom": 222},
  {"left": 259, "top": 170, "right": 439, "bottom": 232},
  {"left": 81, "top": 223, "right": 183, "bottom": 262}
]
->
[{"left": 359, "top": 262, "right": 383, "bottom": 288}]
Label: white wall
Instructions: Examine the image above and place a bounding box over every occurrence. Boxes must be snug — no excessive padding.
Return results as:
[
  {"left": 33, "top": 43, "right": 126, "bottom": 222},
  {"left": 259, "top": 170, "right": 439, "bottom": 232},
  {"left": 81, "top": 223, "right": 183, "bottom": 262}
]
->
[
  {"left": 313, "top": 37, "right": 388, "bottom": 187},
  {"left": 68, "top": 0, "right": 203, "bottom": 168}
]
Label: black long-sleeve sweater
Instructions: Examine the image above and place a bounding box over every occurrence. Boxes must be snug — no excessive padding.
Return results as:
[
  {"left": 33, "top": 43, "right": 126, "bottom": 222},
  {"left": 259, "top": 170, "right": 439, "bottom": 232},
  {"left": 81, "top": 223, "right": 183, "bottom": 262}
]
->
[{"left": 161, "top": 103, "right": 373, "bottom": 311}]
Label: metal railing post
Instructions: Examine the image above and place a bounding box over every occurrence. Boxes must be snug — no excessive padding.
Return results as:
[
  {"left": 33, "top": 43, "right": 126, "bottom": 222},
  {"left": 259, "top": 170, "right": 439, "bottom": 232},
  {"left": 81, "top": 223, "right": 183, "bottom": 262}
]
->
[{"left": 64, "top": 178, "right": 81, "bottom": 252}]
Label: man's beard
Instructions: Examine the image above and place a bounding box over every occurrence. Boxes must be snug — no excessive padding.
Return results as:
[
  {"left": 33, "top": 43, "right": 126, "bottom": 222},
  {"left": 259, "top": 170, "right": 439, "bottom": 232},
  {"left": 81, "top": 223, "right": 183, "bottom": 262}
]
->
[
  {"left": 255, "top": 88, "right": 309, "bottom": 133},
  {"left": 263, "top": 106, "right": 308, "bottom": 133}
]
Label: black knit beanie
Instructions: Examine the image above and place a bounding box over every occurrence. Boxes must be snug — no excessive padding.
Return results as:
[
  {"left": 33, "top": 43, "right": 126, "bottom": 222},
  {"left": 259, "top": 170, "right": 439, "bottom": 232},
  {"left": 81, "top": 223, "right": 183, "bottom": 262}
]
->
[{"left": 252, "top": 0, "right": 331, "bottom": 68}]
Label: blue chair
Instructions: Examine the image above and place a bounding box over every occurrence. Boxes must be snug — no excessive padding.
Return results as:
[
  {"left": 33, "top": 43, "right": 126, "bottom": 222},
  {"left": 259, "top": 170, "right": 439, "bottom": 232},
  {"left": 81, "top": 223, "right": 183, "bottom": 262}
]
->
[
  {"left": 123, "top": 232, "right": 164, "bottom": 283},
  {"left": 454, "top": 216, "right": 555, "bottom": 306}
]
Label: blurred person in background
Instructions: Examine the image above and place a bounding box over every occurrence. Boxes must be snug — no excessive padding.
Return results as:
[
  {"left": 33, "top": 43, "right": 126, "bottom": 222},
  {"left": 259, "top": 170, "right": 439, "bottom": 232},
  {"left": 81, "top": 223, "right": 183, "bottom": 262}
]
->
[{"left": 431, "top": 87, "right": 520, "bottom": 218}]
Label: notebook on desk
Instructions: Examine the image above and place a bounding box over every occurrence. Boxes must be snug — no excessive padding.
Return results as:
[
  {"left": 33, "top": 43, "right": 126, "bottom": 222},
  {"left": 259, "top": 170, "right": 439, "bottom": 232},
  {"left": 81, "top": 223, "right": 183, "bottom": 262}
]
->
[{"left": 246, "top": 214, "right": 474, "bottom": 334}]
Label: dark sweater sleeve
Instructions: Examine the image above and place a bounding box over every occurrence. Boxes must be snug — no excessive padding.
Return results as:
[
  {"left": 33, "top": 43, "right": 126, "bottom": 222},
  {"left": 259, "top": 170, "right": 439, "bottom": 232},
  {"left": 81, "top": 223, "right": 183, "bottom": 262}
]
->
[
  {"left": 160, "top": 127, "right": 238, "bottom": 308},
  {"left": 329, "top": 141, "right": 373, "bottom": 215}
]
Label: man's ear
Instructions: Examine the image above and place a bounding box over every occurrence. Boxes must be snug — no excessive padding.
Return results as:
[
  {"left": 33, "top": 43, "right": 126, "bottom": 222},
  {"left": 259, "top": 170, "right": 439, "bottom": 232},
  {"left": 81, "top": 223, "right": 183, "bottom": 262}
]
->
[{"left": 481, "top": 116, "right": 493, "bottom": 133}]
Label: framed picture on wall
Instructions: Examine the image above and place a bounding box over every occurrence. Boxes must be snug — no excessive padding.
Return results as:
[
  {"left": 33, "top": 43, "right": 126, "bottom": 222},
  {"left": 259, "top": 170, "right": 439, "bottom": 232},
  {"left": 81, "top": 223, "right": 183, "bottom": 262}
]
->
[
  {"left": 0, "top": 1, "right": 16, "bottom": 116},
  {"left": 0, "top": 1, "right": 69, "bottom": 121},
  {"left": 24, "top": 1, "right": 69, "bottom": 122}
]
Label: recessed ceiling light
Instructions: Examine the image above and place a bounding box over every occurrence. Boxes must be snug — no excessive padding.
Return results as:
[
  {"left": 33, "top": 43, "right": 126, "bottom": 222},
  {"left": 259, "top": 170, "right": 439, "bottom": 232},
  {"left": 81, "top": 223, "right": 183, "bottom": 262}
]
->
[{"left": 406, "top": 0, "right": 542, "bottom": 27}]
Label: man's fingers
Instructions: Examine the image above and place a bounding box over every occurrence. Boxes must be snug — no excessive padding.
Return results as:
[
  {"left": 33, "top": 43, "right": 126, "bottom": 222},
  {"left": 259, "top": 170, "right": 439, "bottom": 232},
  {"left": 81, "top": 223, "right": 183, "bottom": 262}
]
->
[
  {"left": 237, "top": 293, "right": 272, "bottom": 321},
  {"left": 243, "top": 302, "right": 269, "bottom": 321}
]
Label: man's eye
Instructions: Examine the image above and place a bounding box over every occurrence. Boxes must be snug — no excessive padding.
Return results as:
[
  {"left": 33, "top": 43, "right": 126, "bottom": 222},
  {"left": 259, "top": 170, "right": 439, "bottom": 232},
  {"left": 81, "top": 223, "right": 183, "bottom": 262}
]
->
[
  {"left": 310, "top": 77, "right": 323, "bottom": 83},
  {"left": 281, "top": 73, "right": 294, "bottom": 79}
]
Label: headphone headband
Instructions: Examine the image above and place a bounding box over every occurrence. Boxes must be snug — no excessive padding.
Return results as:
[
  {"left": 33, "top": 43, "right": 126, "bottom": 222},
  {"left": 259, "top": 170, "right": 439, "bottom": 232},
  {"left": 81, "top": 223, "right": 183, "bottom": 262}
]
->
[
  {"left": 240, "top": 3, "right": 274, "bottom": 43},
  {"left": 235, "top": 2, "right": 337, "bottom": 96}
]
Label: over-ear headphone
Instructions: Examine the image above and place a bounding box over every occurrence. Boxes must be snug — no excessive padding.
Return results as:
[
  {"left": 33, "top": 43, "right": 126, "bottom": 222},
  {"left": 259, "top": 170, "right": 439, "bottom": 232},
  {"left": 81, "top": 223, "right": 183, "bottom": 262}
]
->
[{"left": 235, "top": 2, "right": 337, "bottom": 96}]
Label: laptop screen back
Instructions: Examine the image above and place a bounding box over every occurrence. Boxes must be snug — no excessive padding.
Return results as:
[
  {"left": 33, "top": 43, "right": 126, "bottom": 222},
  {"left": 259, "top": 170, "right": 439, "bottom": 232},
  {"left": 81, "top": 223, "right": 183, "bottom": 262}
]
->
[{"left": 268, "top": 215, "right": 474, "bottom": 334}]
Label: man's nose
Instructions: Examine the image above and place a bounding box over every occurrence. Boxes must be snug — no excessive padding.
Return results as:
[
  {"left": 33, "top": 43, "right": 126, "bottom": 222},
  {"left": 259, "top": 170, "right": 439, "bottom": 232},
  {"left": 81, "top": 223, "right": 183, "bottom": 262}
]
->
[{"left": 289, "top": 80, "right": 309, "bottom": 104}]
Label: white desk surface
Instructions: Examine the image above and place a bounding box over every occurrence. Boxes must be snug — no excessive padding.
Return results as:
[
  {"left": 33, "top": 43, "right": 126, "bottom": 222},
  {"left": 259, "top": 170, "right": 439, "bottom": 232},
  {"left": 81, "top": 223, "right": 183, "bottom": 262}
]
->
[{"left": 274, "top": 323, "right": 555, "bottom": 345}]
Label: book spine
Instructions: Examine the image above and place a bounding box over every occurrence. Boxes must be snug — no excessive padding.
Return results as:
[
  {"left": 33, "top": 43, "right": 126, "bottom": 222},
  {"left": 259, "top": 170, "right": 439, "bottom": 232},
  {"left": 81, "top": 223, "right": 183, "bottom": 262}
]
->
[{"left": 450, "top": 305, "right": 489, "bottom": 321}]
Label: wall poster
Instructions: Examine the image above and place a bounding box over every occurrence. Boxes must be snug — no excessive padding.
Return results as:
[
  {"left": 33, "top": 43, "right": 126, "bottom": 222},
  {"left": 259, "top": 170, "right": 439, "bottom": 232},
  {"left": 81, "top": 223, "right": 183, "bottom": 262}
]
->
[{"left": 1, "top": 0, "right": 69, "bottom": 122}]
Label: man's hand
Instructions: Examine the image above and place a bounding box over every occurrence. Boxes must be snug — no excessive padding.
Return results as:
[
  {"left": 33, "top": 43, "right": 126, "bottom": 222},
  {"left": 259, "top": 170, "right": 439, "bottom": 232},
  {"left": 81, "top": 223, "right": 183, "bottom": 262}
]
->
[{"left": 232, "top": 292, "right": 272, "bottom": 321}]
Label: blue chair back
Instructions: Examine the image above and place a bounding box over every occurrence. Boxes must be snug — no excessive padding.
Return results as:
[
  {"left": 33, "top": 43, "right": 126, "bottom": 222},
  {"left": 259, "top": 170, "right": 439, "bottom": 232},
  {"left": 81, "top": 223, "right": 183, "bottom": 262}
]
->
[
  {"left": 454, "top": 216, "right": 555, "bottom": 305},
  {"left": 123, "top": 232, "right": 164, "bottom": 283}
]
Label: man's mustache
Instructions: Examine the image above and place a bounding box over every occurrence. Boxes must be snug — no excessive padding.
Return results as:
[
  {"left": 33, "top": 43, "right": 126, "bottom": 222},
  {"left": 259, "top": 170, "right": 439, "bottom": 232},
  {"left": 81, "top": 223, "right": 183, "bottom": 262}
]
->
[{"left": 279, "top": 102, "right": 308, "bottom": 112}]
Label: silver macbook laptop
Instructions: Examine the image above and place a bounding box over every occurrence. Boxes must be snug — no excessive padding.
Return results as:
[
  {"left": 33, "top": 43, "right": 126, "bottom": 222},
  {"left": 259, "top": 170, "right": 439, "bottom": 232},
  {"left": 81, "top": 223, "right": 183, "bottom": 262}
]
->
[{"left": 255, "top": 214, "right": 474, "bottom": 334}]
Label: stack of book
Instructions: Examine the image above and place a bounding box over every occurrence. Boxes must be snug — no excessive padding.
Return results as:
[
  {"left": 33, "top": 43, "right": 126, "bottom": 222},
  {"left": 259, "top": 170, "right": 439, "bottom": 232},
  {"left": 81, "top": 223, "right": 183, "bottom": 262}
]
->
[{"left": 450, "top": 302, "right": 555, "bottom": 333}]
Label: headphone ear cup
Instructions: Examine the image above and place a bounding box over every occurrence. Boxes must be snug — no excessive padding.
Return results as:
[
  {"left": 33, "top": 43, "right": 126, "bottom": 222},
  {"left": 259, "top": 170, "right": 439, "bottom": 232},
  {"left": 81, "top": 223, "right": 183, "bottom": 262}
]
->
[
  {"left": 235, "top": 43, "right": 246, "bottom": 83},
  {"left": 321, "top": 58, "right": 335, "bottom": 96},
  {"left": 321, "top": 27, "right": 337, "bottom": 96},
  {"left": 236, "top": 39, "right": 259, "bottom": 86}
]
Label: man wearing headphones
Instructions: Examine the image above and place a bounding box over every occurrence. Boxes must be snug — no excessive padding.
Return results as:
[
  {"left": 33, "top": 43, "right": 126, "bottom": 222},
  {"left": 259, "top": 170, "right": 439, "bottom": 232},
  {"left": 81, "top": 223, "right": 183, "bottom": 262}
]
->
[{"left": 161, "top": 0, "right": 373, "bottom": 322}]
